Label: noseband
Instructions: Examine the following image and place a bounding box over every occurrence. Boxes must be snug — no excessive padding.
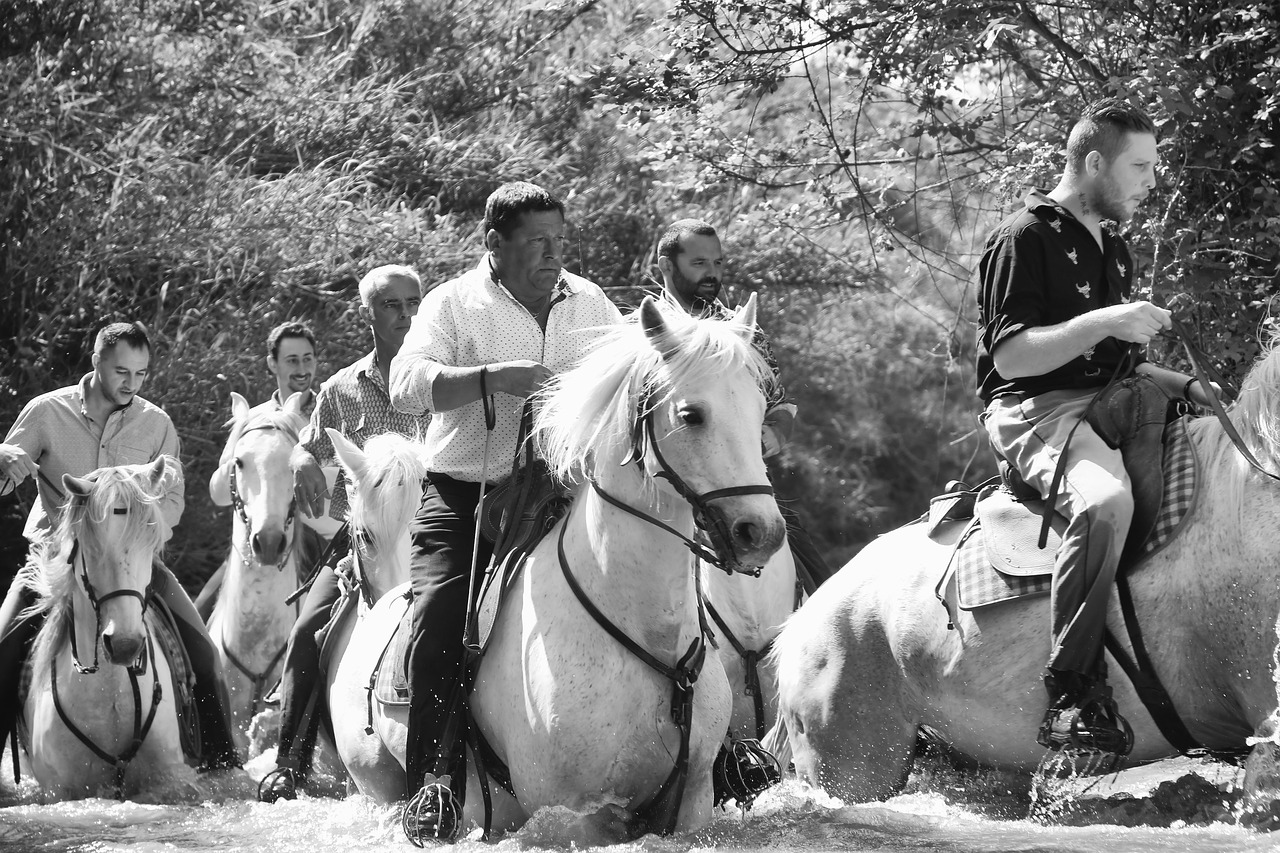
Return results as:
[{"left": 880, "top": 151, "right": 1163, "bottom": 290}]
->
[
  {"left": 228, "top": 422, "right": 299, "bottom": 571},
  {"left": 619, "top": 393, "right": 775, "bottom": 575}
]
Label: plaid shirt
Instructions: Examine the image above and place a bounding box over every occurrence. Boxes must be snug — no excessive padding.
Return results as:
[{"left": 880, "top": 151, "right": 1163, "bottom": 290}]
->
[{"left": 299, "top": 351, "right": 430, "bottom": 522}]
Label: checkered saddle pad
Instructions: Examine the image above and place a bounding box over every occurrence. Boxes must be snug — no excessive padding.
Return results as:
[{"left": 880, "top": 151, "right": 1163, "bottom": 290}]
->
[{"left": 940, "top": 415, "right": 1198, "bottom": 612}]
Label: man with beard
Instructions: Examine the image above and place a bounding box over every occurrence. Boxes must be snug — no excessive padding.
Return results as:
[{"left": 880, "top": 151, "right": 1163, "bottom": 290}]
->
[
  {"left": 656, "top": 219, "right": 832, "bottom": 588},
  {"left": 977, "top": 98, "right": 1214, "bottom": 756}
]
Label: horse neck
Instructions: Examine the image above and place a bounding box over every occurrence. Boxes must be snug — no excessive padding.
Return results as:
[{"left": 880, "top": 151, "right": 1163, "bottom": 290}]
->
[
  {"left": 702, "top": 543, "right": 796, "bottom": 649},
  {"left": 215, "top": 514, "right": 298, "bottom": 641},
  {"left": 566, "top": 464, "right": 706, "bottom": 661},
  {"left": 355, "top": 540, "right": 409, "bottom": 603}
]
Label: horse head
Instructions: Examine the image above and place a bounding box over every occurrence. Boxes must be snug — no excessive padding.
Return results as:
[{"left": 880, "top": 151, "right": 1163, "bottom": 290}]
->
[
  {"left": 222, "top": 391, "right": 305, "bottom": 568},
  {"left": 327, "top": 428, "right": 428, "bottom": 601},
  {"left": 58, "top": 458, "right": 169, "bottom": 668},
  {"left": 539, "top": 293, "right": 785, "bottom": 573}
]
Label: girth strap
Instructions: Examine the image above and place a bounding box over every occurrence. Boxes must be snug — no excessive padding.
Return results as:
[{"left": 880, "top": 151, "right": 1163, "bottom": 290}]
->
[
  {"left": 556, "top": 520, "right": 710, "bottom": 835},
  {"left": 52, "top": 633, "right": 163, "bottom": 799}
]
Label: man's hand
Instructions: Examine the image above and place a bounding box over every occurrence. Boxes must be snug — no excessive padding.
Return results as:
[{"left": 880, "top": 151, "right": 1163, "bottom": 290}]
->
[
  {"left": 488, "top": 360, "right": 551, "bottom": 399},
  {"left": 0, "top": 444, "right": 37, "bottom": 494},
  {"left": 290, "top": 449, "right": 330, "bottom": 519},
  {"left": 1099, "top": 301, "right": 1173, "bottom": 345},
  {"left": 761, "top": 403, "right": 797, "bottom": 459}
]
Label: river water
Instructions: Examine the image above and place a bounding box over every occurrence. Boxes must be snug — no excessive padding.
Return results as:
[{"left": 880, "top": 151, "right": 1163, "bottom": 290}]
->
[{"left": 2, "top": 751, "right": 1275, "bottom": 853}]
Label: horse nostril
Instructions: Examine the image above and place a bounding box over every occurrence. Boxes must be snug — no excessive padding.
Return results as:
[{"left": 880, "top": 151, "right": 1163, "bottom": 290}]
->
[{"left": 733, "top": 520, "right": 759, "bottom": 549}]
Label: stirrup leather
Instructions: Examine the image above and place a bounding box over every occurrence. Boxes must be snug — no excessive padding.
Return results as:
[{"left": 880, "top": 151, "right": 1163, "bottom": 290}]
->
[
  {"left": 403, "top": 775, "right": 461, "bottom": 846},
  {"left": 713, "top": 737, "right": 782, "bottom": 809}
]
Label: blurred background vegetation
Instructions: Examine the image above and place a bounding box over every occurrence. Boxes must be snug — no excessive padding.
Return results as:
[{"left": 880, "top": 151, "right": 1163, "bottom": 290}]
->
[{"left": 1, "top": 0, "right": 1276, "bottom": 592}]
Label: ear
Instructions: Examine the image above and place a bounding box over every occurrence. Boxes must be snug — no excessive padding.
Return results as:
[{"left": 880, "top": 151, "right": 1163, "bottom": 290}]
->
[
  {"left": 732, "top": 292, "right": 758, "bottom": 343},
  {"left": 326, "top": 427, "right": 368, "bottom": 484},
  {"left": 283, "top": 391, "right": 306, "bottom": 417},
  {"left": 63, "top": 473, "right": 94, "bottom": 498},
  {"left": 1084, "top": 149, "right": 1103, "bottom": 177},
  {"left": 656, "top": 254, "right": 673, "bottom": 281},
  {"left": 146, "top": 457, "right": 168, "bottom": 490},
  {"left": 230, "top": 391, "right": 251, "bottom": 424},
  {"left": 357, "top": 302, "right": 373, "bottom": 325},
  {"left": 640, "top": 296, "right": 680, "bottom": 362}
]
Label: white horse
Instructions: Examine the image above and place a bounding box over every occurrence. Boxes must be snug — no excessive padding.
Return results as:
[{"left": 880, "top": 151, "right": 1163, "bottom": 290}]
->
[
  {"left": 19, "top": 458, "right": 195, "bottom": 800},
  {"left": 768, "top": 343, "right": 1280, "bottom": 805},
  {"left": 328, "top": 295, "right": 786, "bottom": 837},
  {"left": 206, "top": 392, "right": 312, "bottom": 750}
]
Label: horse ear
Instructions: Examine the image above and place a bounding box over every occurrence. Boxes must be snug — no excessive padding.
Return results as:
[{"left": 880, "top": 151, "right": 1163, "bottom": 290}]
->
[
  {"left": 230, "top": 391, "right": 251, "bottom": 424},
  {"left": 63, "top": 473, "right": 94, "bottom": 498},
  {"left": 732, "top": 292, "right": 759, "bottom": 343},
  {"left": 146, "top": 457, "right": 168, "bottom": 490},
  {"left": 282, "top": 391, "right": 306, "bottom": 417},
  {"left": 326, "top": 428, "right": 368, "bottom": 483},
  {"left": 640, "top": 296, "right": 679, "bottom": 362}
]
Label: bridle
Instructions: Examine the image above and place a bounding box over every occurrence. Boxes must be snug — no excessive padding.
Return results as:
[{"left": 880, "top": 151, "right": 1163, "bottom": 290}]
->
[
  {"left": 614, "top": 389, "right": 776, "bottom": 575},
  {"left": 65, "top": 532, "right": 154, "bottom": 676},
  {"left": 228, "top": 422, "right": 299, "bottom": 571}
]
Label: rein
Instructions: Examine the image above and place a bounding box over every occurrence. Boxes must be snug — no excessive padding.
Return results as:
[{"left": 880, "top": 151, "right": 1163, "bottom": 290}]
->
[
  {"left": 555, "top": 518, "right": 711, "bottom": 835},
  {"left": 218, "top": 626, "right": 286, "bottom": 718}
]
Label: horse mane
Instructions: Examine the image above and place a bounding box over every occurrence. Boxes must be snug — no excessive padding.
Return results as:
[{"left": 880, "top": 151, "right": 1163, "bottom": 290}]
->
[
  {"left": 535, "top": 299, "right": 775, "bottom": 492},
  {"left": 217, "top": 405, "right": 306, "bottom": 467},
  {"left": 24, "top": 461, "right": 171, "bottom": 678},
  {"left": 346, "top": 433, "right": 430, "bottom": 549}
]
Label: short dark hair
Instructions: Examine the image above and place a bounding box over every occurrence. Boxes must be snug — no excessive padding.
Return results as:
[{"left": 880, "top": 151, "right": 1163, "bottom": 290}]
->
[
  {"left": 483, "top": 182, "right": 565, "bottom": 238},
  {"left": 94, "top": 321, "right": 150, "bottom": 357},
  {"left": 657, "top": 219, "right": 719, "bottom": 262},
  {"left": 1066, "top": 98, "right": 1157, "bottom": 171},
  {"left": 267, "top": 321, "right": 316, "bottom": 360}
]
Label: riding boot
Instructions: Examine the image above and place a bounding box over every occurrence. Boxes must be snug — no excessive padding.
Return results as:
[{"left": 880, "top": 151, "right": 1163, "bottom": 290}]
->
[
  {"left": 0, "top": 580, "right": 42, "bottom": 751},
  {"left": 152, "top": 563, "right": 242, "bottom": 770}
]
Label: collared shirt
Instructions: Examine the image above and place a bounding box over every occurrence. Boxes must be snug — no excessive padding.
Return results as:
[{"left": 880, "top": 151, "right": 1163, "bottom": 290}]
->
[
  {"left": 262, "top": 387, "right": 316, "bottom": 420},
  {"left": 391, "top": 256, "right": 623, "bottom": 483},
  {"left": 1, "top": 374, "right": 184, "bottom": 542},
  {"left": 299, "top": 351, "right": 430, "bottom": 521},
  {"left": 976, "top": 189, "right": 1144, "bottom": 404}
]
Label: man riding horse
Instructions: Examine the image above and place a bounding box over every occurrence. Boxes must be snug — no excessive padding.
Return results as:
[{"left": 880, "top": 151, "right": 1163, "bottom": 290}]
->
[
  {"left": 976, "top": 98, "right": 1217, "bottom": 756},
  {"left": 388, "top": 181, "right": 624, "bottom": 843},
  {"left": 0, "top": 321, "right": 241, "bottom": 772}
]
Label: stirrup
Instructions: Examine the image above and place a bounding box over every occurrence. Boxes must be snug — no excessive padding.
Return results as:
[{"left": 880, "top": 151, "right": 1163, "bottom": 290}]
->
[
  {"left": 402, "top": 775, "right": 461, "bottom": 846},
  {"left": 713, "top": 737, "right": 782, "bottom": 809},
  {"left": 1037, "top": 688, "right": 1134, "bottom": 756},
  {"left": 257, "top": 766, "right": 298, "bottom": 803}
]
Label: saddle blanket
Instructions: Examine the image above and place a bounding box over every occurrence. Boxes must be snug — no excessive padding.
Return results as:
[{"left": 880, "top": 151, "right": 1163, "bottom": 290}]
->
[{"left": 947, "top": 415, "right": 1198, "bottom": 611}]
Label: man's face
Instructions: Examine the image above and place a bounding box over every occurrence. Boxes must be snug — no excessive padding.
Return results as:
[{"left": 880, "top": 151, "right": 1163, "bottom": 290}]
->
[
  {"left": 268, "top": 336, "right": 316, "bottom": 396},
  {"left": 362, "top": 275, "right": 422, "bottom": 350},
  {"left": 665, "top": 233, "right": 724, "bottom": 311},
  {"left": 92, "top": 343, "right": 150, "bottom": 408},
  {"left": 1090, "top": 132, "right": 1158, "bottom": 223},
  {"left": 490, "top": 210, "right": 567, "bottom": 303}
]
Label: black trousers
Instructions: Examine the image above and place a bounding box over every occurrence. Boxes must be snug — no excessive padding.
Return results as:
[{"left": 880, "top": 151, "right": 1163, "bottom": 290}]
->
[
  {"left": 404, "top": 473, "right": 493, "bottom": 798},
  {"left": 0, "top": 561, "right": 240, "bottom": 769},
  {"left": 272, "top": 561, "right": 343, "bottom": 778}
]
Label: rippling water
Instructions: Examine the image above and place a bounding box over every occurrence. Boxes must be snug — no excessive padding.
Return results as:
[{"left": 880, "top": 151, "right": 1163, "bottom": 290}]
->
[{"left": 1, "top": 752, "right": 1274, "bottom": 853}]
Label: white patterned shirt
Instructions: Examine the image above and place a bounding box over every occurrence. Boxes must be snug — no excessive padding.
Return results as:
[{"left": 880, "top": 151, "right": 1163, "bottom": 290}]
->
[{"left": 390, "top": 256, "right": 622, "bottom": 483}]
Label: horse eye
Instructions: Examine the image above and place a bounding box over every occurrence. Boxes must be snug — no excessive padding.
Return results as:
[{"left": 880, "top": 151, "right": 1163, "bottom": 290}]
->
[
  {"left": 679, "top": 408, "right": 704, "bottom": 426},
  {"left": 234, "top": 457, "right": 244, "bottom": 469}
]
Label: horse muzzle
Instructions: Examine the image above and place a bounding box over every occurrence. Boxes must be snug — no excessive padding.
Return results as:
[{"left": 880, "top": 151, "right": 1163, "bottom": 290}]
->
[
  {"left": 713, "top": 502, "right": 786, "bottom": 574},
  {"left": 101, "top": 628, "right": 145, "bottom": 667},
  {"left": 252, "top": 527, "right": 288, "bottom": 567}
]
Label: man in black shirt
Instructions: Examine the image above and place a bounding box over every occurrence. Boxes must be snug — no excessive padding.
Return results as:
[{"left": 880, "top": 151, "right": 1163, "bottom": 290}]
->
[{"left": 977, "top": 98, "right": 1212, "bottom": 755}]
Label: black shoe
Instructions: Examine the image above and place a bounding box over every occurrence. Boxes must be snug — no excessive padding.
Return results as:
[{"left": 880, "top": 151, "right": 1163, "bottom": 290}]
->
[
  {"left": 713, "top": 738, "right": 782, "bottom": 809},
  {"left": 1037, "top": 683, "right": 1134, "bottom": 756},
  {"left": 402, "top": 774, "right": 461, "bottom": 846},
  {"left": 258, "top": 767, "right": 298, "bottom": 803}
]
